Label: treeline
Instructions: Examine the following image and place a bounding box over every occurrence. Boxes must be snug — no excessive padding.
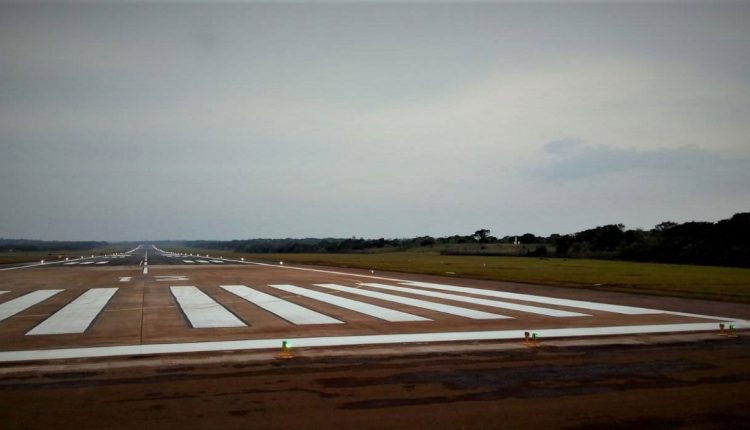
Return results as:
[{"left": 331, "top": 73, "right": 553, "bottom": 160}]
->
[
  {"left": 180, "top": 212, "right": 750, "bottom": 268},
  {"left": 182, "top": 234, "right": 543, "bottom": 254},
  {"left": 0, "top": 239, "right": 108, "bottom": 252},
  {"left": 554, "top": 212, "right": 750, "bottom": 267}
]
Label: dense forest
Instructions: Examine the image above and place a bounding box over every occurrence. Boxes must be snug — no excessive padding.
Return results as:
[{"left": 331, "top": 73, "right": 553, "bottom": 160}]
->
[{"left": 180, "top": 212, "right": 750, "bottom": 268}]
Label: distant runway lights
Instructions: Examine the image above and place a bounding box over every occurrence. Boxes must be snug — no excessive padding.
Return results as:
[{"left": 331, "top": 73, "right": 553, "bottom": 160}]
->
[
  {"left": 719, "top": 323, "right": 739, "bottom": 338},
  {"left": 371, "top": 270, "right": 374, "bottom": 274},
  {"left": 241, "top": 257, "right": 245, "bottom": 261},
  {"left": 279, "top": 261, "right": 284, "bottom": 265},
  {"left": 278, "top": 340, "right": 294, "bottom": 359},
  {"left": 40, "top": 259, "right": 45, "bottom": 264}
]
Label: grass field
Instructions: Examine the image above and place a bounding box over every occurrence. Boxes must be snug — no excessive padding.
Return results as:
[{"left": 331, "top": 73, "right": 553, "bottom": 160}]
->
[{"left": 165, "top": 247, "right": 750, "bottom": 303}]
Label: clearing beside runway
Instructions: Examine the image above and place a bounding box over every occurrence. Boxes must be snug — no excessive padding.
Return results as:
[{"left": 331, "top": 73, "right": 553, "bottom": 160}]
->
[{"left": 177, "top": 250, "right": 750, "bottom": 302}]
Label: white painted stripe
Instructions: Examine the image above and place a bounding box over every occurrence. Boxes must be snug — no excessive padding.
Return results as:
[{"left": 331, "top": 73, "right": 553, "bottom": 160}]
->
[
  {"left": 196, "top": 260, "right": 210, "bottom": 264},
  {"left": 1, "top": 321, "right": 747, "bottom": 363},
  {"left": 221, "top": 285, "right": 343, "bottom": 325},
  {"left": 0, "top": 290, "right": 63, "bottom": 322},
  {"left": 0, "top": 291, "right": 6, "bottom": 295},
  {"left": 155, "top": 275, "right": 189, "bottom": 282},
  {"left": 95, "top": 261, "right": 108, "bottom": 265},
  {"left": 316, "top": 284, "right": 508, "bottom": 320},
  {"left": 268, "top": 284, "right": 429, "bottom": 322},
  {"left": 170, "top": 286, "right": 246, "bottom": 328},
  {"left": 27, "top": 288, "right": 118, "bottom": 335},
  {"left": 119, "top": 277, "right": 132, "bottom": 282},
  {"left": 210, "top": 260, "right": 224, "bottom": 264},
  {"left": 361, "top": 283, "right": 589, "bottom": 317},
  {"left": 182, "top": 260, "right": 195, "bottom": 264},
  {"left": 80, "top": 262, "right": 94, "bottom": 265},
  {"left": 401, "top": 281, "right": 663, "bottom": 315},
  {"left": 63, "top": 262, "right": 79, "bottom": 265}
]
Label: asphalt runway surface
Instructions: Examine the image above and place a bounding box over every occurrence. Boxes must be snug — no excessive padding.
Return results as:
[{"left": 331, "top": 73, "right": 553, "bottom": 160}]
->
[
  {"left": 0, "top": 245, "right": 748, "bottom": 363},
  {"left": 2, "top": 245, "right": 749, "bottom": 429}
]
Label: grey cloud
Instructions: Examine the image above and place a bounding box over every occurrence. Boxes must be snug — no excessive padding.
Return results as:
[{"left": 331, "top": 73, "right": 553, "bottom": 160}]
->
[
  {"left": 2, "top": 3, "right": 750, "bottom": 240},
  {"left": 538, "top": 143, "right": 750, "bottom": 189},
  {"left": 544, "top": 139, "right": 582, "bottom": 155}
]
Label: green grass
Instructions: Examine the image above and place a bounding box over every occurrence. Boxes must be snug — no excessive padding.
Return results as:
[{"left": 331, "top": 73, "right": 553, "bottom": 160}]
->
[{"left": 162, "top": 247, "right": 750, "bottom": 303}]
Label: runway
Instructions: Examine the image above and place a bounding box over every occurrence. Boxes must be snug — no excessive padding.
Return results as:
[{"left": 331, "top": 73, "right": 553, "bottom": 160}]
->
[{"left": 0, "top": 245, "right": 747, "bottom": 363}]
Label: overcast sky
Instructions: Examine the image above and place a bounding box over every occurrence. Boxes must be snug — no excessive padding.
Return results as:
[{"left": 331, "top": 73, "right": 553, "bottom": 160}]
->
[{"left": 1, "top": 2, "right": 749, "bottom": 241}]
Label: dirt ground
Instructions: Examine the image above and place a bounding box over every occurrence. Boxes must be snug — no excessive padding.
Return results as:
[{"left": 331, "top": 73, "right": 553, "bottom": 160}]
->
[{"left": 1, "top": 335, "right": 748, "bottom": 430}]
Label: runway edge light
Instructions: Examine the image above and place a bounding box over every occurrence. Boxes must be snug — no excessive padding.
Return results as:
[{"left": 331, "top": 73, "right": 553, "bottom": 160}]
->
[
  {"left": 523, "top": 331, "right": 540, "bottom": 347},
  {"left": 278, "top": 340, "right": 294, "bottom": 359},
  {"left": 719, "top": 323, "right": 739, "bottom": 338}
]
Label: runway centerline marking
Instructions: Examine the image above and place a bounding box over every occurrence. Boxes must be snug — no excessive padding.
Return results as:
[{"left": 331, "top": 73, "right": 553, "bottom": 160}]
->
[
  {"left": 221, "top": 285, "right": 343, "bottom": 325},
  {"left": 27, "top": 288, "right": 118, "bottom": 335},
  {"left": 315, "top": 284, "right": 509, "bottom": 320},
  {"left": 154, "top": 275, "right": 189, "bottom": 282},
  {"left": 268, "top": 284, "right": 430, "bottom": 322}
]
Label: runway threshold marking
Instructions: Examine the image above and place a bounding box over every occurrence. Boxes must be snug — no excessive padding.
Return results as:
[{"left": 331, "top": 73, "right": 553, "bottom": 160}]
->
[
  {"left": 0, "top": 290, "right": 64, "bottom": 323},
  {"left": 400, "top": 281, "right": 663, "bottom": 315},
  {"left": 268, "top": 284, "right": 430, "bottom": 322},
  {"left": 230, "top": 259, "right": 670, "bottom": 315},
  {"left": 170, "top": 286, "right": 246, "bottom": 328},
  {"left": 27, "top": 288, "right": 118, "bottom": 335},
  {"left": 361, "top": 283, "right": 589, "bottom": 317},
  {"left": 221, "top": 285, "right": 343, "bottom": 325},
  {"left": 1, "top": 321, "right": 748, "bottom": 363},
  {"left": 315, "top": 284, "right": 509, "bottom": 320}
]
